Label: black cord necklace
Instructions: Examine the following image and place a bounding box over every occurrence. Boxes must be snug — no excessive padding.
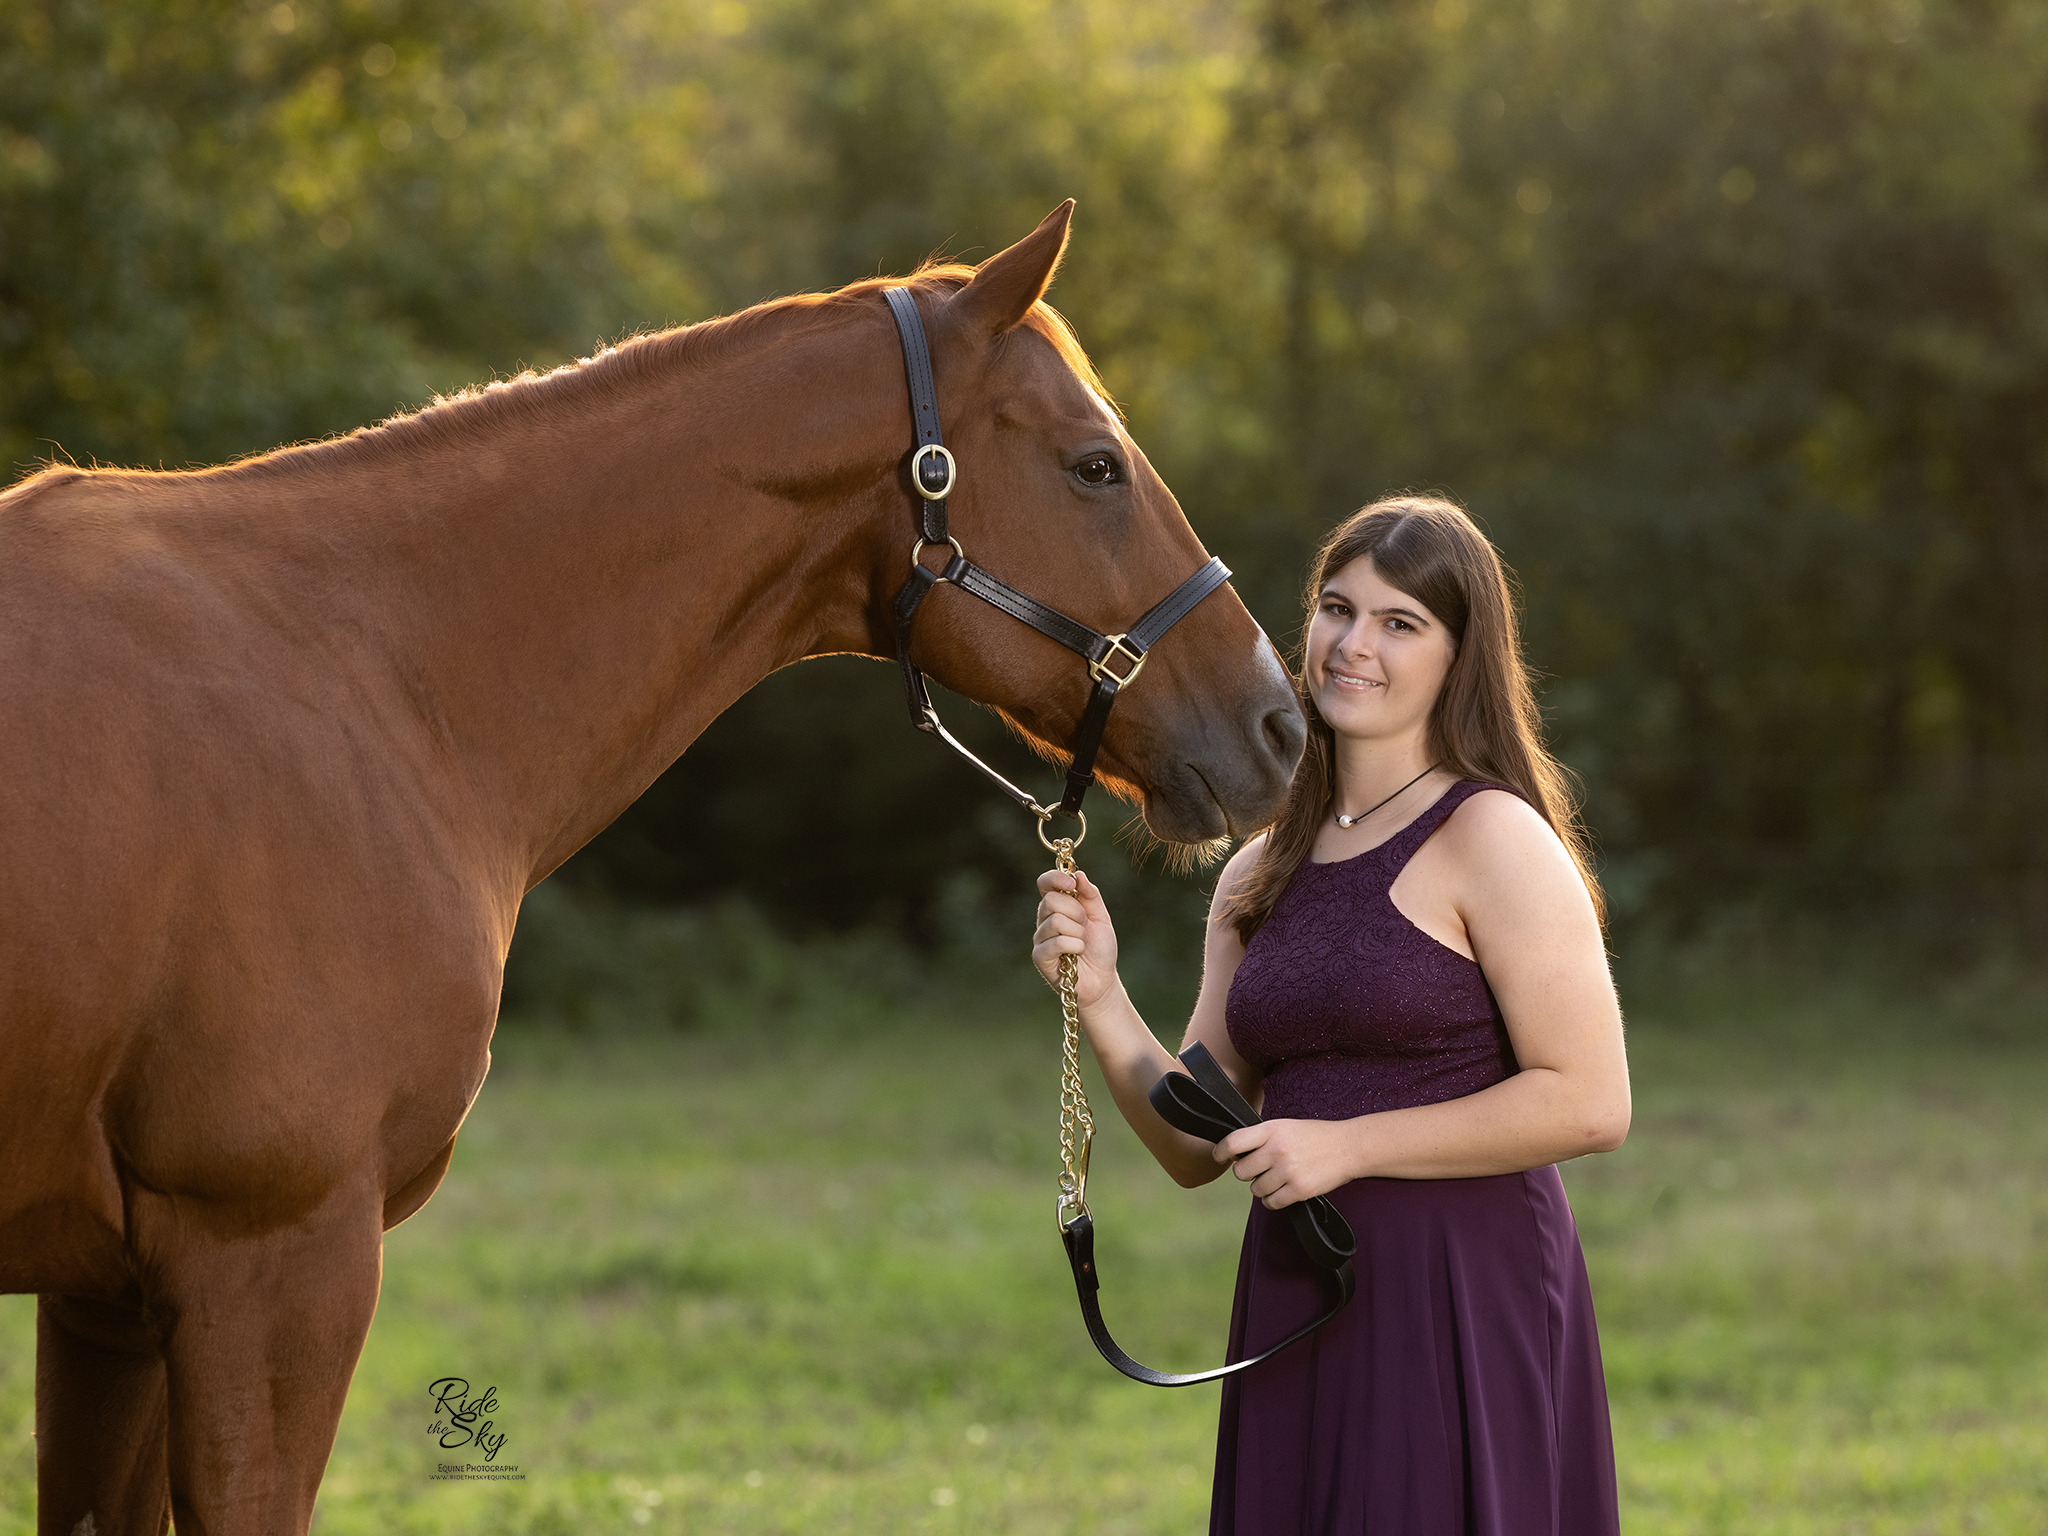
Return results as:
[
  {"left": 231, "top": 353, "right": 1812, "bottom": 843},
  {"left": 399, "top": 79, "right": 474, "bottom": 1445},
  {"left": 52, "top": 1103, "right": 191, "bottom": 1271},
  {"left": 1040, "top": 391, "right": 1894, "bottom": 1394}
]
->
[{"left": 1333, "top": 764, "right": 1439, "bottom": 829}]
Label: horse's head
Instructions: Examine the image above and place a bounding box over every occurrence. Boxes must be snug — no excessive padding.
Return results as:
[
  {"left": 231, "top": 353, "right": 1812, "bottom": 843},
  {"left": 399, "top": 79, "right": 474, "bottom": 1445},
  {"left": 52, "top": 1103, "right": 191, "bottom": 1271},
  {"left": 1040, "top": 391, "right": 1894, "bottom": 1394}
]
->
[{"left": 891, "top": 203, "right": 1304, "bottom": 845}]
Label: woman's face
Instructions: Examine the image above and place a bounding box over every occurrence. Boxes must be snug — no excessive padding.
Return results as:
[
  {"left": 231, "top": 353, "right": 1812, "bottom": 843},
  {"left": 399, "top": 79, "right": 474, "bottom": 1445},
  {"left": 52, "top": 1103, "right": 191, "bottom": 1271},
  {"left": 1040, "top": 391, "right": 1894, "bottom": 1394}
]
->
[{"left": 1305, "top": 555, "right": 1457, "bottom": 747}]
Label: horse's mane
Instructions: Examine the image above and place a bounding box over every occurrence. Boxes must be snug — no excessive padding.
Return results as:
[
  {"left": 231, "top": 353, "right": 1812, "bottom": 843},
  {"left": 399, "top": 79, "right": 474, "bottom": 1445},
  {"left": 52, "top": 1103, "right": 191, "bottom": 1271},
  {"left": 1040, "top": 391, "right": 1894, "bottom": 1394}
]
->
[{"left": 187, "top": 264, "right": 1114, "bottom": 485}]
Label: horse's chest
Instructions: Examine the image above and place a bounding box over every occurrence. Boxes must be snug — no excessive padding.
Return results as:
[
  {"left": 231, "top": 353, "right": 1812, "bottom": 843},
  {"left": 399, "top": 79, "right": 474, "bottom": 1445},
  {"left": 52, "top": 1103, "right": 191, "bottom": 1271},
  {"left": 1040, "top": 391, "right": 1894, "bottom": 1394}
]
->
[{"left": 101, "top": 976, "right": 494, "bottom": 1234}]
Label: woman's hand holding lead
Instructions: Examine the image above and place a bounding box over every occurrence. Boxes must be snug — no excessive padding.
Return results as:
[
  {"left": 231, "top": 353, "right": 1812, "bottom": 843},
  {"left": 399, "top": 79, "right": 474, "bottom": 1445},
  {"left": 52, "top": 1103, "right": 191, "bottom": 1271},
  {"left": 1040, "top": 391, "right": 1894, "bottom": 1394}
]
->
[
  {"left": 1216, "top": 1119, "right": 1364, "bottom": 1208},
  {"left": 1032, "top": 867, "right": 1120, "bottom": 1010}
]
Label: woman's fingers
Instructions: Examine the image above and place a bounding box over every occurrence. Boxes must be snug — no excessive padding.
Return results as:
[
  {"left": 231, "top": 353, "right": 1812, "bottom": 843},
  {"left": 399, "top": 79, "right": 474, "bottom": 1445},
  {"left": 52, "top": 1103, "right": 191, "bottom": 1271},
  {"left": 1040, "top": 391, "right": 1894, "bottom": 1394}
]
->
[
  {"left": 1211, "top": 1121, "right": 1335, "bottom": 1208},
  {"left": 1239, "top": 1166, "right": 1291, "bottom": 1207},
  {"left": 1031, "top": 914, "right": 1085, "bottom": 948},
  {"left": 1031, "top": 868, "right": 1117, "bottom": 1006},
  {"left": 1036, "top": 893, "right": 1083, "bottom": 924},
  {"left": 1071, "top": 870, "right": 1107, "bottom": 917},
  {"left": 1034, "top": 909, "right": 1087, "bottom": 944},
  {"left": 1215, "top": 1124, "right": 1267, "bottom": 1164},
  {"left": 1035, "top": 868, "right": 1105, "bottom": 914},
  {"left": 1035, "top": 886, "right": 1085, "bottom": 922},
  {"left": 1226, "top": 1149, "right": 1295, "bottom": 1208},
  {"left": 1218, "top": 1126, "right": 1299, "bottom": 1207}
]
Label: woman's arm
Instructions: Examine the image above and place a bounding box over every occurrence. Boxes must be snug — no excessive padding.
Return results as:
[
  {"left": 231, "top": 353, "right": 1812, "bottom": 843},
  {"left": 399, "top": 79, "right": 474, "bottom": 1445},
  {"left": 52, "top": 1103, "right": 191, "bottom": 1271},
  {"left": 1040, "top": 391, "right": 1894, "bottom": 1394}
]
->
[
  {"left": 1218, "top": 792, "right": 1631, "bottom": 1209},
  {"left": 1033, "top": 839, "right": 1269, "bottom": 1189}
]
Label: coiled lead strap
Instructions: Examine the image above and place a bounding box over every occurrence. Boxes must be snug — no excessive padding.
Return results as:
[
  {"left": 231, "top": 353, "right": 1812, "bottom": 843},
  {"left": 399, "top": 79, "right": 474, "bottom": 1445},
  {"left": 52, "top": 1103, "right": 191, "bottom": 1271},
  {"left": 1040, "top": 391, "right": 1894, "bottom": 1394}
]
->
[{"left": 1059, "top": 1043, "right": 1357, "bottom": 1387}]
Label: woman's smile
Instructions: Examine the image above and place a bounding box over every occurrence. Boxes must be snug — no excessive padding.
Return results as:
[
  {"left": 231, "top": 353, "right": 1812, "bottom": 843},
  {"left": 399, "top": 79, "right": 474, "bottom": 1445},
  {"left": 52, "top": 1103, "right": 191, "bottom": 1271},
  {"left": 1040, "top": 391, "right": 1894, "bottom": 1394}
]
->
[{"left": 1324, "top": 666, "right": 1384, "bottom": 692}]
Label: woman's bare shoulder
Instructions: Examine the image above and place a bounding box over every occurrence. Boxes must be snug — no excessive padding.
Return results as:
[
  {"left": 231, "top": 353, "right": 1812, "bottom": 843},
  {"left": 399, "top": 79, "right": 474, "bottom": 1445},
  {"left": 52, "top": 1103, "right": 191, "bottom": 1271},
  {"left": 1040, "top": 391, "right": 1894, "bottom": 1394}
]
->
[
  {"left": 1445, "top": 783, "right": 1553, "bottom": 837},
  {"left": 1196, "top": 835, "right": 1261, "bottom": 933},
  {"left": 1211, "top": 832, "right": 1270, "bottom": 902},
  {"left": 1438, "top": 785, "right": 1589, "bottom": 902}
]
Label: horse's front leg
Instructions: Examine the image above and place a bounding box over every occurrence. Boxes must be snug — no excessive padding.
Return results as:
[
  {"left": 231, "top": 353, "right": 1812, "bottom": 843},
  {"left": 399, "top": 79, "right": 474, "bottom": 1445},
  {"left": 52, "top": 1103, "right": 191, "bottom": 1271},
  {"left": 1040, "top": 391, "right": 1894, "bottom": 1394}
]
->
[
  {"left": 36, "top": 1292, "right": 173, "bottom": 1536},
  {"left": 137, "top": 1182, "right": 384, "bottom": 1536}
]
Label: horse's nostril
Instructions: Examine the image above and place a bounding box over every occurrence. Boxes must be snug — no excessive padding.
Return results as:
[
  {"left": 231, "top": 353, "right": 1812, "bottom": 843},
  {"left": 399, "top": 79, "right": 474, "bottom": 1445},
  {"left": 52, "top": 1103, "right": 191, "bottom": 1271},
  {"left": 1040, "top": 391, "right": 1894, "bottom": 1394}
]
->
[{"left": 1262, "top": 704, "right": 1306, "bottom": 765}]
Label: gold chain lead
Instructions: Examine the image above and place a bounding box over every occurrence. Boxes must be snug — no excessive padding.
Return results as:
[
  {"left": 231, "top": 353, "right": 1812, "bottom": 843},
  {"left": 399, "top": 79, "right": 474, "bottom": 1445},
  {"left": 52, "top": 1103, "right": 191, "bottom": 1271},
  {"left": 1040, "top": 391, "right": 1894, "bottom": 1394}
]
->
[{"left": 1050, "top": 836, "right": 1096, "bottom": 1231}]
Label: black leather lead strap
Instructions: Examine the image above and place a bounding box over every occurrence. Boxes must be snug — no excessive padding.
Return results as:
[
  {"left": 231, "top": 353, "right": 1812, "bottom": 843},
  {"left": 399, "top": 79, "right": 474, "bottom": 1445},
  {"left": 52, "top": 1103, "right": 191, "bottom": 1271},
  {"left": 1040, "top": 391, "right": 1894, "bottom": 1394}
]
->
[
  {"left": 1060, "top": 1213, "right": 1354, "bottom": 1388},
  {"left": 1059, "top": 1043, "right": 1358, "bottom": 1388},
  {"left": 1156, "top": 1046, "right": 1356, "bottom": 1276}
]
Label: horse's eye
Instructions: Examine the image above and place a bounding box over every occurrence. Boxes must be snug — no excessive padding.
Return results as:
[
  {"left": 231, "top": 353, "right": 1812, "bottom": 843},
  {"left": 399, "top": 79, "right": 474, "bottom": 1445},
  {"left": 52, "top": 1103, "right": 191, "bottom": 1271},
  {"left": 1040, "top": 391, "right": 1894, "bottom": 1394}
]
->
[{"left": 1074, "top": 455, "right": 1122, "bottom": 487}]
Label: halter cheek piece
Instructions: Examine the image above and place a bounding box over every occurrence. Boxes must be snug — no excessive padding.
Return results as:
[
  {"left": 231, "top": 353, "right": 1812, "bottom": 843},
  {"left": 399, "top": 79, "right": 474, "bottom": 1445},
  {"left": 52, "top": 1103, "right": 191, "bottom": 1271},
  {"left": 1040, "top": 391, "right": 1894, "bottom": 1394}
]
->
[
  {"left": 883, "top": 286, "right": 1358, "bottom": 1387},
  {"left": 883, "top": 286, "right": 1231, "bottom": 842}
]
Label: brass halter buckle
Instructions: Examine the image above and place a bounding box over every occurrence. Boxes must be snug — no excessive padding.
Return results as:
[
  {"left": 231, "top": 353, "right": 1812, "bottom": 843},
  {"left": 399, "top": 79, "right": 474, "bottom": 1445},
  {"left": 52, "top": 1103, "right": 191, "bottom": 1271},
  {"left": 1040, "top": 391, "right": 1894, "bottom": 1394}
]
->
[
  {"left": 912, "top": 443, "right": 957, "bottom": 500},
  {"left": 1088, "top": 634, "right": 1148, "bottom": 687}
]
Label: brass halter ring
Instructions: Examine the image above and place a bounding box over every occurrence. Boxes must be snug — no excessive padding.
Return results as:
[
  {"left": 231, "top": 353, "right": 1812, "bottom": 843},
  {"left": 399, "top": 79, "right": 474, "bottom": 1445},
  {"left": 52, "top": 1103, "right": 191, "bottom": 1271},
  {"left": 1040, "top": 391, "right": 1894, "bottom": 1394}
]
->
[
  {"left": 908, "top": 534, "right": 966, "bottom": 579},
  {"left": 1036, "top": 808, "right": 1088, "bottom": 852}
]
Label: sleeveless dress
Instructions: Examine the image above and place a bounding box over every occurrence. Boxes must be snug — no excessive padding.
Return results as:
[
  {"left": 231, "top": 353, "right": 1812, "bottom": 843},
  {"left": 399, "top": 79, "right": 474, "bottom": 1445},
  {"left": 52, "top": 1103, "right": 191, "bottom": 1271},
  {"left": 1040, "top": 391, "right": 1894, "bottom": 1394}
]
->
[{"left": 1215, "top": 780, "right": 1619, "bottom": 1536}]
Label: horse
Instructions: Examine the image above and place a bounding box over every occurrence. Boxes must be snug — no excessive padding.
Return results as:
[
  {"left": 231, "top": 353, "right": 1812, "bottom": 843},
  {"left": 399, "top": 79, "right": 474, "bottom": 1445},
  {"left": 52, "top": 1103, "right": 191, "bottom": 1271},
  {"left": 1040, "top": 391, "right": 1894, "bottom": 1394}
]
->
[{"left": 0, "top": 202, "right": 1304, "bottom": 1535}]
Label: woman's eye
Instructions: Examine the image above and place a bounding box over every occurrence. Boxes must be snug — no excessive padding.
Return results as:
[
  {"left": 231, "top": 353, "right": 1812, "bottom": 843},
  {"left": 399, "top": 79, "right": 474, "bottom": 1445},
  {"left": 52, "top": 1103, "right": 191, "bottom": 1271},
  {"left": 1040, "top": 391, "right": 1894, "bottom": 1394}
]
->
[
  {"left": 1074, "top": 455, "right": 1121, "bottom": 486},
  {"left": 1388, "top": 618, "right": 1413, "bottom": 632}
]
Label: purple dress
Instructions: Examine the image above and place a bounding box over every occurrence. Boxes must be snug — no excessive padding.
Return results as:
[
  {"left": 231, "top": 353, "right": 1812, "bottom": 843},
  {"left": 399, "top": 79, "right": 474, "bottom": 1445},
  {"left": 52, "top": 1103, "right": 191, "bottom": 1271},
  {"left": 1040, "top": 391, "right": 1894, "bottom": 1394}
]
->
[{"left": 1216, "top": 780, "right": 1619, "bottom": 1535}]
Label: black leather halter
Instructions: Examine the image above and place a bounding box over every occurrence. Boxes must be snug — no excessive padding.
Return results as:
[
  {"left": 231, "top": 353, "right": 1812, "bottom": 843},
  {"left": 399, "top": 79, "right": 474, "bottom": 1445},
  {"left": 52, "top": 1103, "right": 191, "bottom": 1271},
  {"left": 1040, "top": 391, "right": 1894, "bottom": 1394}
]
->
[
  {"left": 884, "top": 287, "right": 1357, "bottom": 1387},
  {"left": 883, "top": 286, "right": 1232, "bottom": 834}
]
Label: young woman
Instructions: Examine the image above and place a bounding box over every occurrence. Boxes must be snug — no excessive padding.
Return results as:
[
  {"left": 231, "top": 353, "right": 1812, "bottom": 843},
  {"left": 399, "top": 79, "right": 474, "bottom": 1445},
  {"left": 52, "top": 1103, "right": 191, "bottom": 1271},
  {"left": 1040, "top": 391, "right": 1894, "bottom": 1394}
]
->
[{"left": 1032, "top": 497, "right": 1628, "bottom": 1535}]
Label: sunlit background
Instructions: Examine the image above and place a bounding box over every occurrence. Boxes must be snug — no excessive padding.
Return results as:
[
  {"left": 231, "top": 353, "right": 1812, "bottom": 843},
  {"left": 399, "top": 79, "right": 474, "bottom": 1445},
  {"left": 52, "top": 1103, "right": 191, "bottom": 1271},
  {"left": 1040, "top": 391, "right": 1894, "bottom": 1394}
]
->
[{"left": 2, "top": 1, "right": 2043, "bottom": 1532}]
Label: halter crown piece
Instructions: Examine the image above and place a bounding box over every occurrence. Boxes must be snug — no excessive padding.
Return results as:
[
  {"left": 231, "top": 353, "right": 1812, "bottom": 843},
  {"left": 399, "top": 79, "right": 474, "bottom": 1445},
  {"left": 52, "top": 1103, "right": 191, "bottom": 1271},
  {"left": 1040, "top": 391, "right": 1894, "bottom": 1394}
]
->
[{"left": 882, "top": 286, "right": 1232, "bottom": 844}]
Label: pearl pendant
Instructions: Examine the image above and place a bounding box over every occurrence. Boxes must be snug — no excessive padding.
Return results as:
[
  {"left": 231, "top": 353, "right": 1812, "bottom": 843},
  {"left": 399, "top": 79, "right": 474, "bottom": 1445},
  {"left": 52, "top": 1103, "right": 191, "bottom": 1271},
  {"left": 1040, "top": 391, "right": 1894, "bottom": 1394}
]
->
[{"left": 1333, "top": 765, "right": 1439, "bottom": 832}]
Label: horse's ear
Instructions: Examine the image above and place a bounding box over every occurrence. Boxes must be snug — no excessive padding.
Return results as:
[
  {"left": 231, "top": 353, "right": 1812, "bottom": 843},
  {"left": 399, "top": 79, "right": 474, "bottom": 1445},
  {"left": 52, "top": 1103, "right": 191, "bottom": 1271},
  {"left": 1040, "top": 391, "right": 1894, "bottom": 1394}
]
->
[{"left": 948, "top": 200, "right": 1074, "bottom": 341}]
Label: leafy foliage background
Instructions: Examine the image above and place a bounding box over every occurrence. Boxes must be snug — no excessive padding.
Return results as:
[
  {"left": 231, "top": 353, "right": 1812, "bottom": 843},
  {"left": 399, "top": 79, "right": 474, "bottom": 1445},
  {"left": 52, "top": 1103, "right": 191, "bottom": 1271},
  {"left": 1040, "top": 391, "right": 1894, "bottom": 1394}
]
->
[{"left": 6, "top": 0, "right": 2044, "bottom": 943}]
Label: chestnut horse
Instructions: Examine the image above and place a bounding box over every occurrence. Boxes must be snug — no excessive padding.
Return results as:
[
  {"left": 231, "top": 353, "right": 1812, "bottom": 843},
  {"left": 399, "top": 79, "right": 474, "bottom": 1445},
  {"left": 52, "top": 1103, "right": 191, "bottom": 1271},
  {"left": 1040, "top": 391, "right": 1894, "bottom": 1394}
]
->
[{"left": 0, "top": 203, "right": 1302, "bottom": 1534}]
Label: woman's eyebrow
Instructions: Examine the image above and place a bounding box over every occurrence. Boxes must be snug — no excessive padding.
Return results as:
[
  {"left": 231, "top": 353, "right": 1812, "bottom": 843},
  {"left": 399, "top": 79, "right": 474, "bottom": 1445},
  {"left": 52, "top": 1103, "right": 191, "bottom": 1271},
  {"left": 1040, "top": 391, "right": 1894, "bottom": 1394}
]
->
[{"left": 1371, "top": 604, "right": 1431, "bottom": 626}]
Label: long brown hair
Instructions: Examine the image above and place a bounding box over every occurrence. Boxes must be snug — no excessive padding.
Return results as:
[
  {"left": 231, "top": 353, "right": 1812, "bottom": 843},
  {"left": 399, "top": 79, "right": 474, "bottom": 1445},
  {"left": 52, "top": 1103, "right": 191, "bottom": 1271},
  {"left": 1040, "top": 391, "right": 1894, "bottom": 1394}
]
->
[{"left": 1224, "top": 495, "right": 1604, "bottom": 941}]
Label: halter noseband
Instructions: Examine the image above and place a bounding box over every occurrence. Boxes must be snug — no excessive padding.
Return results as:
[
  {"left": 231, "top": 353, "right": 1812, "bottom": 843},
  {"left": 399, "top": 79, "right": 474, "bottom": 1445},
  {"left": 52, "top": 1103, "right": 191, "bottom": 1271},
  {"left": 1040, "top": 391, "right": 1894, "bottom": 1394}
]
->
[{"left": 883, "top": 286, "right": 1232, "bottom": 842}]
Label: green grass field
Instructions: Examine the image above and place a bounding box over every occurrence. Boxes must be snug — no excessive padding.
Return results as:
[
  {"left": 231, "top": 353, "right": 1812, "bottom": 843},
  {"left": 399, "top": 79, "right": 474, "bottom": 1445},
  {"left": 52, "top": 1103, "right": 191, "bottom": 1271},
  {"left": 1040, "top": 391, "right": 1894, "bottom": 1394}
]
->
[{"left": 2, "top": 945, "right": 2042, "bottom": 1533}]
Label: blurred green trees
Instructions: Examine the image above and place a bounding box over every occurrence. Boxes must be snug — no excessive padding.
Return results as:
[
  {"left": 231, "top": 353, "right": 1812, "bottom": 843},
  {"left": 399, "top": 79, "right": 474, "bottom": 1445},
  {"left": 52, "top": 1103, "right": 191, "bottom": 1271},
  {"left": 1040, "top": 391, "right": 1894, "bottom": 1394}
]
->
[{"left": 5, "top": 0, "right": 2044, "bottom": 938}]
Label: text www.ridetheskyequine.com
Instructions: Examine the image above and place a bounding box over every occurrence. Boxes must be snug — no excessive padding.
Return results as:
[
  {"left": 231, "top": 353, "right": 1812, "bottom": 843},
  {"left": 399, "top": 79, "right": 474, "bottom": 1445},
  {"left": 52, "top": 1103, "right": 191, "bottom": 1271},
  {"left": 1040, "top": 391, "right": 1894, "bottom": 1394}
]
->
[{"left": 432, "top": 1463, "right": 526, "bottom": 1480}]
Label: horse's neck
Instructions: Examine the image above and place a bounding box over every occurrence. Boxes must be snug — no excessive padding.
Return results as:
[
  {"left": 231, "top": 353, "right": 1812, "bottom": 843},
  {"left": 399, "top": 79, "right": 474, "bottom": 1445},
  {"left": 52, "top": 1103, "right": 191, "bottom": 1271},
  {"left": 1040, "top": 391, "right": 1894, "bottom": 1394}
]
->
[{"left": 314, "top": 314, "right": 905, "bottom": 888}]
